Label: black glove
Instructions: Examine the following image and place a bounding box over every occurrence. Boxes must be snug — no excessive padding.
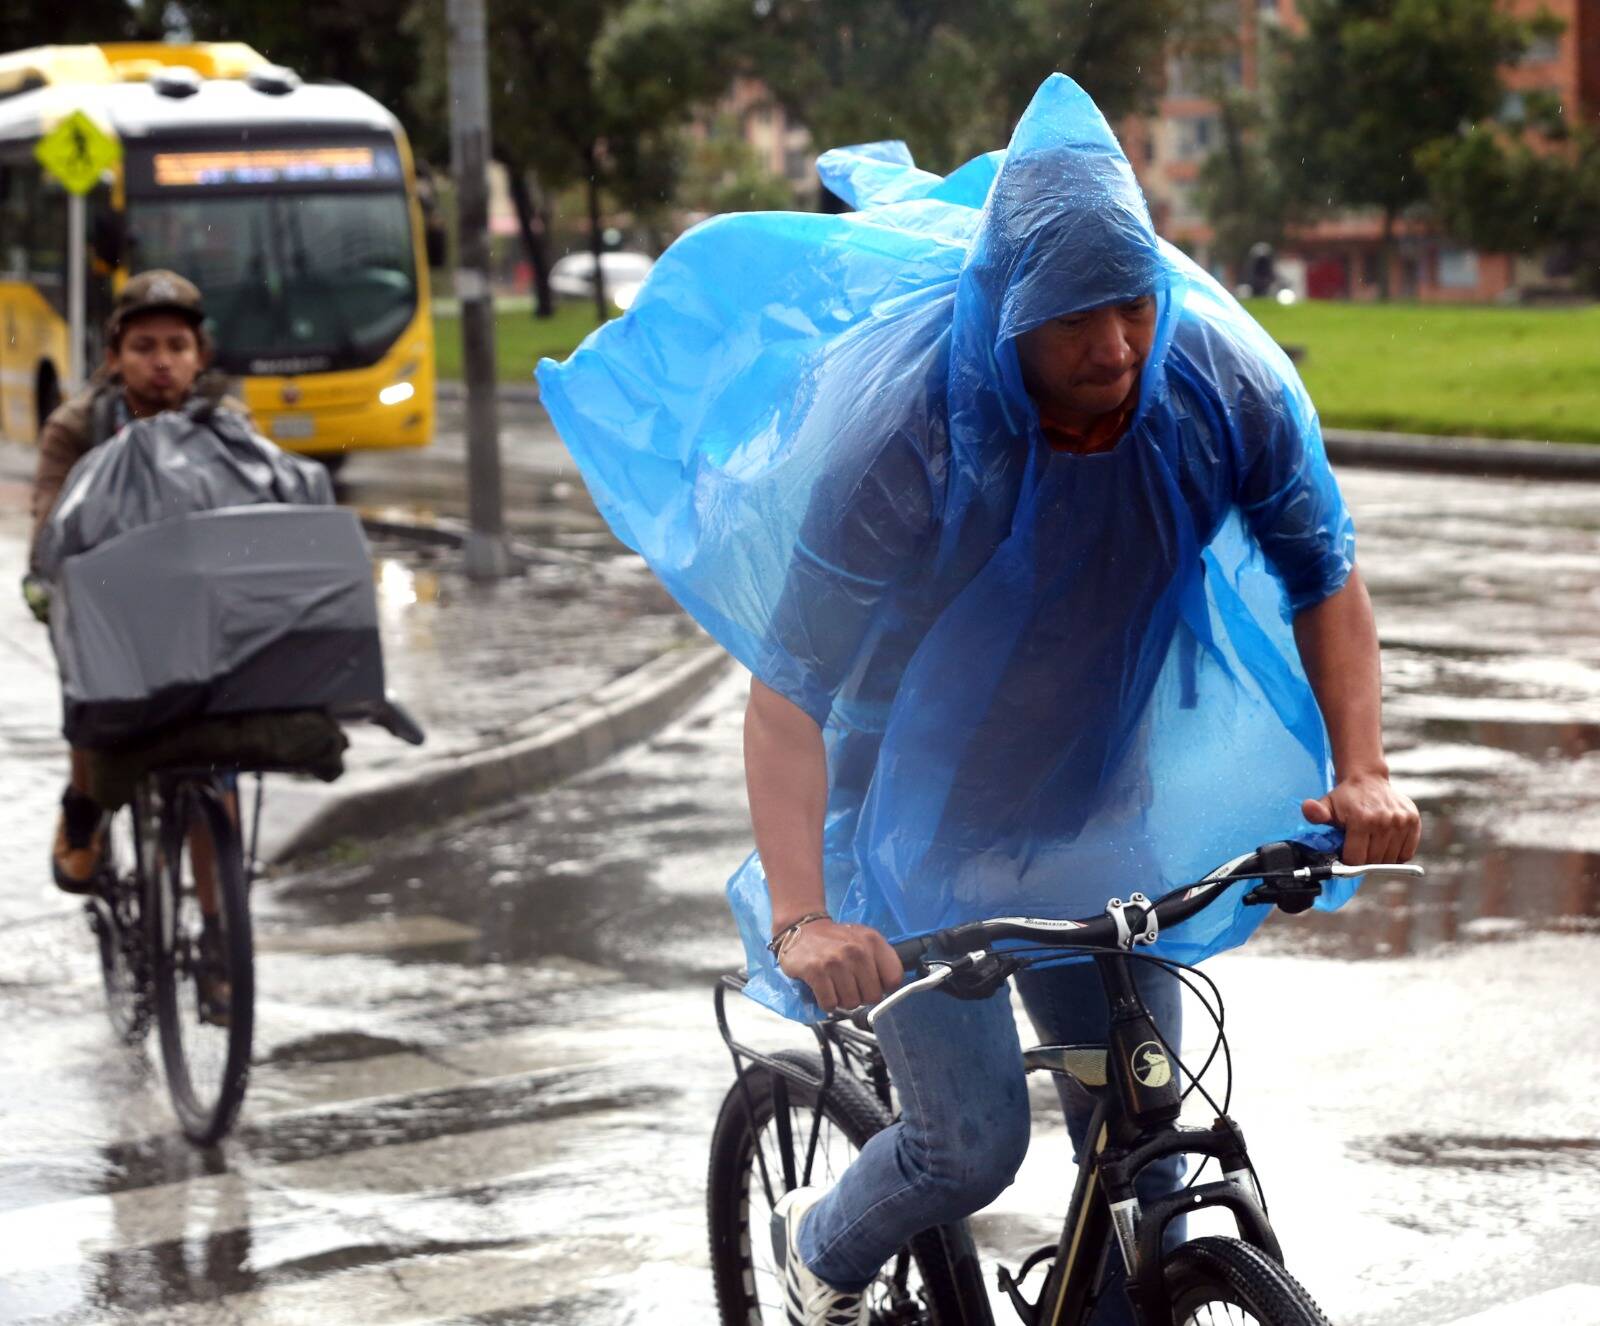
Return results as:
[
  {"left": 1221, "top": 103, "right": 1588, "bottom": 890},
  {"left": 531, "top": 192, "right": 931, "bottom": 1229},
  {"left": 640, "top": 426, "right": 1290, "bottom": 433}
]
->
[{"left": 21, "top": 573, "right": 49, "bottom": 624}]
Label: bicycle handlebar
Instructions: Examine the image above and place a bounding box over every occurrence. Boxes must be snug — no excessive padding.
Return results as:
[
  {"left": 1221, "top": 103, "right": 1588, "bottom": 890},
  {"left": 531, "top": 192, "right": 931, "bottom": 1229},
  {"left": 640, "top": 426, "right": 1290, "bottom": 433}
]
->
[{"left": 888, "top": 839, "right": 1425, "bottom": 970}]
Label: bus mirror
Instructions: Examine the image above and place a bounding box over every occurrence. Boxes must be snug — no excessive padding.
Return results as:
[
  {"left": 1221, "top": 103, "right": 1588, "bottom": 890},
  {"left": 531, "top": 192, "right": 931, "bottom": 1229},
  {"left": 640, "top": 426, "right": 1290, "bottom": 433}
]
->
[
  {"left": 425, "top": 223, "right": 448, "bottom": 270},
  {"left": 91, "top": 212, "right": 126, "bottom": 268}
]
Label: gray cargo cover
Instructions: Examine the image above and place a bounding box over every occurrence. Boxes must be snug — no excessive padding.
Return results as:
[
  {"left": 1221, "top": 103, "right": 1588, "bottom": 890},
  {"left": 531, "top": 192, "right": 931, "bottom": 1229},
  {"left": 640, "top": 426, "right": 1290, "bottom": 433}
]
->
[{"left": 51, "top": 504, "right": 386, "bottom": 748}]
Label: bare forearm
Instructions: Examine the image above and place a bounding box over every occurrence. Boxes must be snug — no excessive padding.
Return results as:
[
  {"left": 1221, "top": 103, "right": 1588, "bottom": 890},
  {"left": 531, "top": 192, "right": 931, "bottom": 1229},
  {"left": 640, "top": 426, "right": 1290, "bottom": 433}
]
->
[
  {"left": 1292, "top": 567, "right": 1387, "bottom": 780},
  {"left": 743, "top": 679, "right": 829, "bottom": 931},
  {"left": 1292, "top": 566, "right": 1420, "bottom": 864}
]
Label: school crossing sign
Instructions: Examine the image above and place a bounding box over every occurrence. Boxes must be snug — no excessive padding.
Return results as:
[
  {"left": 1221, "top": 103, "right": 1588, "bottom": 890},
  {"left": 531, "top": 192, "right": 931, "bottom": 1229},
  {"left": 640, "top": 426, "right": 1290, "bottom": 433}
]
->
[{"left": 36, "top": 109, "right": 120, "bottom": 195}]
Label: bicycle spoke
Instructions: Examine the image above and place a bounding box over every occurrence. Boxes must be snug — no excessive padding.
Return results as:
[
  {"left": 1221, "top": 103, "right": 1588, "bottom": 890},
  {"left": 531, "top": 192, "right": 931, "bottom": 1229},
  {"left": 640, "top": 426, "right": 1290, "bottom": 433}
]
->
[
  {"left": 1179, "top": 1305, "right": 1260, "bottom": 1326},
  {"left": 742, "top": 1101, "right": 937, "bottom": 1323}
]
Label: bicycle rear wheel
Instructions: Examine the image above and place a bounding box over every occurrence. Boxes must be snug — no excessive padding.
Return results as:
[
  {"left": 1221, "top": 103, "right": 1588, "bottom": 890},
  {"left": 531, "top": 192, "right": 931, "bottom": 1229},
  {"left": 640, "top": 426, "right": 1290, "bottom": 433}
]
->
[
  {"left": 707, "top": 1048, "right": 985, "bottom": 1325},
  {"left": 150, "top": 778, "right": 254, "bottom": 1145},
  {"left": 91, "top": 797, "right": 152, "bottom": 1045},
  {"left": 1163, "top": 1236, "right": 1331, "bottom": 1325}
]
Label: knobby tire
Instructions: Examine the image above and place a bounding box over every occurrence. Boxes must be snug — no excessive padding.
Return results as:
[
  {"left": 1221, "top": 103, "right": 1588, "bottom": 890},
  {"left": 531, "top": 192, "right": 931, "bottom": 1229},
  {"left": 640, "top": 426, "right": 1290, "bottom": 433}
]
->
[{"left": 1163, "top": 1236, "right": 1332, "bottom": 1326}]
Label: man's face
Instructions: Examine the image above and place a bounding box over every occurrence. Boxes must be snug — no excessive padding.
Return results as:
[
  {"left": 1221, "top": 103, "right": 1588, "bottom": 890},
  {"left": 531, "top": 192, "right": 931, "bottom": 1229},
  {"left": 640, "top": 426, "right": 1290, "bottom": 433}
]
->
[
  {"left": 1013, "top": 294, "right": 1158, "bottom": 420},
  {"left": 108, "top": 313, "right": 204, "bottom": 413}
]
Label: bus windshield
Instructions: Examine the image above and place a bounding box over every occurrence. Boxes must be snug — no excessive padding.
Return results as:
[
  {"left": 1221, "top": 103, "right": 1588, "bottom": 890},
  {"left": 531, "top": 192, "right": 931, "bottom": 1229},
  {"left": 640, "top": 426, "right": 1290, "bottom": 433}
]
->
[{"left": 125, "top": 190, "right": 417, "bottom": 375}]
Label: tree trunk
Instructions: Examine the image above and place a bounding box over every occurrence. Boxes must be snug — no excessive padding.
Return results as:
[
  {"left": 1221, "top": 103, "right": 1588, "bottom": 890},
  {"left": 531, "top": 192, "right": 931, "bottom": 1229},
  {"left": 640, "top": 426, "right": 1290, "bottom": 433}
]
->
[
  {"left": 1378, "top": 207, "right": 1395, "bottom": 302},
  {"left": 585, "top": 147, "right": 608, "bottom": 324},
  {"left": 504, "top": 161, "right": 554, "bottom": 318}
]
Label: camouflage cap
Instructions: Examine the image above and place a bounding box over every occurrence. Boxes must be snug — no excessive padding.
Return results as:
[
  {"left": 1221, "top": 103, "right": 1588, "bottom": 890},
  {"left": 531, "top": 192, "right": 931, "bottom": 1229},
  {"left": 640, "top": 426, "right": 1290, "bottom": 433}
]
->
[{"left": 107, "top": 270, "right": 205, "bottom": 339}]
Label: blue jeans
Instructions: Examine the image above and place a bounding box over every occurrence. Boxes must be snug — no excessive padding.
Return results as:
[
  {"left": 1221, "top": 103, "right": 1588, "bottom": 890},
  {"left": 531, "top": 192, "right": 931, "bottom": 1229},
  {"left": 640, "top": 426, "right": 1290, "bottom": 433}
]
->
[{"left": 799, "top": 958, "right": 1185, "bottom": 1324}]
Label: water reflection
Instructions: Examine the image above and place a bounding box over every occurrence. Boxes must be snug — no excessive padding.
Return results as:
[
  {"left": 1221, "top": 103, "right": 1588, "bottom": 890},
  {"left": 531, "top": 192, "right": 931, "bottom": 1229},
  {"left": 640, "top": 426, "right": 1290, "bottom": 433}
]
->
[{"left": 1265, "top": 711, "right": 1600, "bottom": 960}]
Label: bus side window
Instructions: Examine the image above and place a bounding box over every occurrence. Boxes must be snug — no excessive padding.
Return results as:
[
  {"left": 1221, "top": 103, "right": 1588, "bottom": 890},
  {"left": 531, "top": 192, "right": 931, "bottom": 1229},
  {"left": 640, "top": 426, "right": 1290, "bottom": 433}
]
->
[
  {"left": 27, "top": 169, "right": 69, "bottom": 315},
  {"left": 0, "top": 163, "right": 26, "bottom": 280}
]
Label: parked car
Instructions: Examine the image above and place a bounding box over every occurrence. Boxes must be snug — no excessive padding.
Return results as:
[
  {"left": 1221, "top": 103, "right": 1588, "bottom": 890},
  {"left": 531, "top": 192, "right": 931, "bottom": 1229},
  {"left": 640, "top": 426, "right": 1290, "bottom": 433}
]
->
[{"left": 549, "top": 250, "right": 655, "bottom": 310}]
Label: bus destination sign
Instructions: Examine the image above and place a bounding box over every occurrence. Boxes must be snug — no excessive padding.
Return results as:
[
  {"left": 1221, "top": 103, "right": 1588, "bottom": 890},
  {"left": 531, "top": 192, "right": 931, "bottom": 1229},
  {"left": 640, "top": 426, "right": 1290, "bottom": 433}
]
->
[{"left": 152, "top": 145, "right": 402, "bottom": 188}]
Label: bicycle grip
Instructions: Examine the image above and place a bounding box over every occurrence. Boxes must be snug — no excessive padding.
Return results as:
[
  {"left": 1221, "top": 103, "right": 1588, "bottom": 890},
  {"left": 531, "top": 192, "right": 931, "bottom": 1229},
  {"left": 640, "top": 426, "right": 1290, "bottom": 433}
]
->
[{"left": 892, "top": 934, "right": 937, "bottom": 968}]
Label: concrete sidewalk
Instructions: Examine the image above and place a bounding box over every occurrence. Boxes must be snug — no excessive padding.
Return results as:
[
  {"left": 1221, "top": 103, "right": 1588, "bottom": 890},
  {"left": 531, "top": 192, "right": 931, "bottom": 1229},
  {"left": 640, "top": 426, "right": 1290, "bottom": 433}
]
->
[{"left": 0, "top": 439, "right": 728, "bottom": 935}]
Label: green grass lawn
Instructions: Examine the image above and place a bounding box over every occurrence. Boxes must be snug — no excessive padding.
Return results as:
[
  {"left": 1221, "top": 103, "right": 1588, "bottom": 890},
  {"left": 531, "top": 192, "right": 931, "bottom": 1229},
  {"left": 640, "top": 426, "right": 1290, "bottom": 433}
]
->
[
  {"left": 432, "top": 301, "right": 614, "bottom": 386},
  {"left": 438, "top": 297, "right": 1598, "bottom": 444},
  {"left": 1242, "top": 299, "right": 1600, "bottom": 444}
]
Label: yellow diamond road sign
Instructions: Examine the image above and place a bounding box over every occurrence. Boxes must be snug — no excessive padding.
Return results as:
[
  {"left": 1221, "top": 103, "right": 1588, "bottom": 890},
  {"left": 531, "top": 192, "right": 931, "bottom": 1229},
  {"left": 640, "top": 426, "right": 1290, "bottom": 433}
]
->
[{"left": 36, "top": 110, "right": 121, "bottom": 195}]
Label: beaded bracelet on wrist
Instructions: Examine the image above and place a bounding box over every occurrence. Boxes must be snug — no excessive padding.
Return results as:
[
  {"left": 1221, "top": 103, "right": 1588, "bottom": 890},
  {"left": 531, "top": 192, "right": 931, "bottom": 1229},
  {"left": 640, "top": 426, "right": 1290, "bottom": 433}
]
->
[{"left": 766, "top": 911, "right": 830, "bottom": 957}]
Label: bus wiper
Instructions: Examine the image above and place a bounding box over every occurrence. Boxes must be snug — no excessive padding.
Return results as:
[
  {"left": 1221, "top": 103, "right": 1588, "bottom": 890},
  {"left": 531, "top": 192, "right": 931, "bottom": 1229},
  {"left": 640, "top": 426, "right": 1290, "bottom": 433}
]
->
[{"left": 281, "top": 198, "right": 359, "bottom": 359}]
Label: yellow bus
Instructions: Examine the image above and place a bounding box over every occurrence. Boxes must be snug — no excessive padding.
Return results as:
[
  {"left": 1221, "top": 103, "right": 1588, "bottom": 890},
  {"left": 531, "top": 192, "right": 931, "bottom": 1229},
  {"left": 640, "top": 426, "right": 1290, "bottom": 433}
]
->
[{"left": 0, "top": 42, "right": 436, "bottom": 464}]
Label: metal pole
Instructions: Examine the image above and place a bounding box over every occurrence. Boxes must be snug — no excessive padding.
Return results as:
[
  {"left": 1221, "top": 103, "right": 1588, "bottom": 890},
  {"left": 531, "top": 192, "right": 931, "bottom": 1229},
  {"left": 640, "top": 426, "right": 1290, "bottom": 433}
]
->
[
  {"left": 447, "top": 0, "right": 515, "bottom": 580},
  {"left": 67, "top": 192, "right": 86, "bottom": 392}
]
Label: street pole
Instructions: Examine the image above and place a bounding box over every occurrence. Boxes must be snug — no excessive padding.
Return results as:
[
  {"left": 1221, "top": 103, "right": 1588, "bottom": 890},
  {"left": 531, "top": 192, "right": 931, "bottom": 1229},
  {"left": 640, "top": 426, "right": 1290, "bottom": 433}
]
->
[
  {"left": 67, "top": 193, "right": 86, "bottom": 391},
  {"left": 447, "top": 0, "right": 515, "bottom": 580}
]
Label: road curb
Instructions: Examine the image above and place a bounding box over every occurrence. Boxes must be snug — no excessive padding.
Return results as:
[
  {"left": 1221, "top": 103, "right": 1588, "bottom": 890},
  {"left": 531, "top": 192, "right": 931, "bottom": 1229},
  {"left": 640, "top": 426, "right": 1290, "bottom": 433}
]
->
[
  {"left": 1324, "top": 428, "right": 1600, "bottom": 480},
  {"left": 265, "top": 641, "right": 732, "bottom": 864}
]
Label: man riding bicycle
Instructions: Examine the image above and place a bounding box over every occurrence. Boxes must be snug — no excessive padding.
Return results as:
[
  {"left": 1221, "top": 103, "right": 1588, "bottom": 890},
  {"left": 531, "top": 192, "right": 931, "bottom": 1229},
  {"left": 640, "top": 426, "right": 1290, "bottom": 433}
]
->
[
  {"left": 540, "top": 76, "right": 1420, "bottom": 1326},
  {"left": 25, "top": 270, "right": 251, "bottom": 896}
]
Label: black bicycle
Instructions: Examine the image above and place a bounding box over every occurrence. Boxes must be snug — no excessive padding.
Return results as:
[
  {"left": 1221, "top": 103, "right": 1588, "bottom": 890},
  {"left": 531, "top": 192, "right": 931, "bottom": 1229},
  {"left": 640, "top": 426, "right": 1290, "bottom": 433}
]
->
[
  {"left": 87, "top": 704, "right": 424, "bottom": 1146},
  {"left": 708, "top": 839, "right": 1424, "bottom": 1325}
]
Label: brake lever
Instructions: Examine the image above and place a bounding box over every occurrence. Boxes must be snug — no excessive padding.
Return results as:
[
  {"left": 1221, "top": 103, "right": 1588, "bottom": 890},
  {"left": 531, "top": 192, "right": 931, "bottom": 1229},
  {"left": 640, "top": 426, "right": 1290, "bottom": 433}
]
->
[
  {"left": 1245, "top": 861, "right": 1426, "bottom": 913},
  {"left": 866, "top": 953, "right": 992, "bottom": 1029},
  {"left": 1327, "top": 862, "right": 1425, "bottom": 878}
]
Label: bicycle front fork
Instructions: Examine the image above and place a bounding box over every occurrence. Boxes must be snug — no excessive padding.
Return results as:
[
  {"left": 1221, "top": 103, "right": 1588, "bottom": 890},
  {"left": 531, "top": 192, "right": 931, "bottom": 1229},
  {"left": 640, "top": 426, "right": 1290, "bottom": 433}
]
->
[{"left": 1100, "top": 1114, "right": 1281, "bottom": 1319}]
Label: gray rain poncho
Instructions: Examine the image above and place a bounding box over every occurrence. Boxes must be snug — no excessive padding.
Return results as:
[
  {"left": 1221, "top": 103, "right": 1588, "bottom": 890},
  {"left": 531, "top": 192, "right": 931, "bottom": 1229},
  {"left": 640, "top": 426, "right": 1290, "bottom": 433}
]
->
[{"left": 539, "top": 75, "right": 1358, "bottom": 1021}]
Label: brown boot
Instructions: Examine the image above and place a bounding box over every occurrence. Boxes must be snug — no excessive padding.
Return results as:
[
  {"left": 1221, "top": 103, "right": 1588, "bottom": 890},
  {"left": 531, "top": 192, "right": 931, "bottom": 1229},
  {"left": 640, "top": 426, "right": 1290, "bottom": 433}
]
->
[{"left": 52, "top": 787, "right": 107, "bottom": 895}]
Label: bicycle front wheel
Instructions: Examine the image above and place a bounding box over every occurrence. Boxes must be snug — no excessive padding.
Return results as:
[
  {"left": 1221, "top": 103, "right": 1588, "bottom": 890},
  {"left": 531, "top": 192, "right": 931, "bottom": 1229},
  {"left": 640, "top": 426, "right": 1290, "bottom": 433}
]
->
[
  {"left": 707, "top": 1048, "right": 983, "bottom": 1326},
  {"left": 150, "top": 779, "right": 254, "bottom": 1145},
  {"left": 1164, "top": 1236, "right": 1331, "bottom": 1325}
]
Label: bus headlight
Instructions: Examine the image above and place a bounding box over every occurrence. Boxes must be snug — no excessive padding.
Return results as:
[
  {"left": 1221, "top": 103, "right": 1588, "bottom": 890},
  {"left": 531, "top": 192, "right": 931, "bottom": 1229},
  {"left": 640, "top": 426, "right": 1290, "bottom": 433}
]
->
[{"left": 379, "top": 381, "right": 416, "bottom": 406}]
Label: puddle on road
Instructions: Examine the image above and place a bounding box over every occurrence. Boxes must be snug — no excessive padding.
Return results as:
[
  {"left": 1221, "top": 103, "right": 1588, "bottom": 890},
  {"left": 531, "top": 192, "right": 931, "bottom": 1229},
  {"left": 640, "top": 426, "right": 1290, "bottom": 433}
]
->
[
  {"left": 1261, "top": 708, "right": 1600, "bottom": 960},
  {"left": 1361, "top": 1134, "right": 1600, "bottom": 1171},
  {"left": 347, "top": 530, "right": 690, "bottom": 762}
]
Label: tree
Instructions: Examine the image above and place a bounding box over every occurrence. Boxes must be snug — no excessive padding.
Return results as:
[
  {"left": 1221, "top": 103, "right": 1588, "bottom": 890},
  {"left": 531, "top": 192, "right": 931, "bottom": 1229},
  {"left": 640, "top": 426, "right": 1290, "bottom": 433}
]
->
[
  {"left": 172, "top": 0, "right": 425, "bottom": 152},
  {"left": 1266, "top": 0, "right": 1525, "bottom": 299},
  {"left": 0, "top": 0, "right": 164, "bottom": 48},
  {"left": 600, "top": 0, "right": 1186, "bottom": 177},
  {"left": 1198, "top": 90, "right": 1293, "bottom": 285},
  {"left": 1422, "top": 122, "right": 1600, "bottom": 297},
  {"left": 410, "top": 0, "right": 709, "bottom": 321},
  {"left": 676, "top": 115, "right": 796, "bottom": 218}
]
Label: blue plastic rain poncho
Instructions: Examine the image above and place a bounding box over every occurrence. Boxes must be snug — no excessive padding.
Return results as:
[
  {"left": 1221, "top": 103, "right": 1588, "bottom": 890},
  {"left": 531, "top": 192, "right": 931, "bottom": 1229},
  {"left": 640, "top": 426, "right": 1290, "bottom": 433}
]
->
[{"left": 538, "top": 75, "right": 1359, "bottom": 1021}]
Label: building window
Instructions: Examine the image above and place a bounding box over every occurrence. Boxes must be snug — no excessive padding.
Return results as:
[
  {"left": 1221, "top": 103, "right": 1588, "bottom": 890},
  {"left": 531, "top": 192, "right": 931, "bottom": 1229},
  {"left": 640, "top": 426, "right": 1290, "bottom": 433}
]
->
[
  {"left": 1172, "top": 116, "right": 1218, "bottom": 161},
  {"left": 1438, "top": 248, "right": 1480, "bottom": 289},
  {"left": 782, "top": 144, "right": 813, "bottom": 185},
  {"left": 1166, "top": 53, "right": 1242, "bottom": 96},
  {"left": 1169, "top": 180, "right": 1204, "bottom": 225},
  {"left": 1523, "top": 32, "right": 1561, "bottom": 64}
]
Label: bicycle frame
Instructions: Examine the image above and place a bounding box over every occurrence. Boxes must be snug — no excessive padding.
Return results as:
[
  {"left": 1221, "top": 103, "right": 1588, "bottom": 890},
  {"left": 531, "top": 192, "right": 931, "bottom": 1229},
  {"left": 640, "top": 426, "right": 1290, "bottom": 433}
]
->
[
  {"left": 715, "top": 945, "right": 1284, "bottom": 1326},
  {"left": 1007, "top": 951, "right": 1280, "bottom": 1326}
]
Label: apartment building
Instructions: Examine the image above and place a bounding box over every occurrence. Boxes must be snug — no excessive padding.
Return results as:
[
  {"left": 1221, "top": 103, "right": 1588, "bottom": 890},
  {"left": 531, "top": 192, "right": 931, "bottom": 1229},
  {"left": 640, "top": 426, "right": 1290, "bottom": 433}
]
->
[{"left": 1133, "top": 0, "right": 1600, "bottom": 300}]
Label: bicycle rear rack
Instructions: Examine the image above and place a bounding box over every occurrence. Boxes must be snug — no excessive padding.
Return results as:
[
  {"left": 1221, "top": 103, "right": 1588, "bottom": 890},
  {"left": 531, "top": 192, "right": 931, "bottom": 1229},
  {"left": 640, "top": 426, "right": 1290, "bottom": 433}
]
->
[{"left": 715, "top": 973, "right": 890, "bottom": 1207}]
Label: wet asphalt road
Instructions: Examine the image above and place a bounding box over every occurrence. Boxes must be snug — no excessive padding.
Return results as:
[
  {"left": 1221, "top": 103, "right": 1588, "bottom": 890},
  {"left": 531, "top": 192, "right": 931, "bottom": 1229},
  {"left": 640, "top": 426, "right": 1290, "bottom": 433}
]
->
[{"left": 2, "top": 446, "right": 1598, "bottom": 1325}]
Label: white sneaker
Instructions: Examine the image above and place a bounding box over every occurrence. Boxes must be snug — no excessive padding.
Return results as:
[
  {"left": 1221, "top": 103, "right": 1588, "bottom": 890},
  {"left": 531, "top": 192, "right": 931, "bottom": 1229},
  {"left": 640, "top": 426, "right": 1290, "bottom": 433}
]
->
[{"left": 771, "top": 1187, "right": 869, "bottom": 1326}]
